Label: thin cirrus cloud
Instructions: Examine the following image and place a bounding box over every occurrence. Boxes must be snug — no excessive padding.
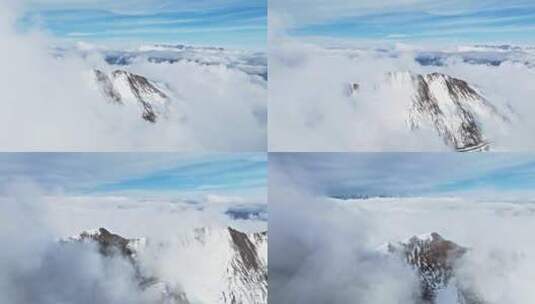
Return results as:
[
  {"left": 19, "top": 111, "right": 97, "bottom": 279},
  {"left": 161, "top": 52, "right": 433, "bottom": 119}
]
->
[
  {"left": 271, "top": 153, "right": 535, "bottom": 198},
  {"left": 19, "top": 0, "right": 266, "bottom": 47},
  {"left": 94, "top": 155, "right": 267, "bottom": 196},
  {"left": 272, "top": 0, "right": 535, "bottom": 43},
  {"left": 0, "top": 153, "right": 267, "bottom": 199},
  {"left": 23, "top": 0, "right": 265, "bottom": 13}
]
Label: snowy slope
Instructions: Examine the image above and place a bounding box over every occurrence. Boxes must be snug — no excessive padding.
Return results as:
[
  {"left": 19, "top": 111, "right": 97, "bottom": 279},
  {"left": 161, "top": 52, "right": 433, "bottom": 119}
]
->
[
  {"left": 349, "top": 72, "right": 511, "bottom": 151},
  {"left": 92, "top": 69, "right": 172, "bottom": 123},
  {"left": 66, "top": 227, "right": 267, "bottom": 304},
  {"left": 382, "top": 233, "right": 485, "bottom": 304}
]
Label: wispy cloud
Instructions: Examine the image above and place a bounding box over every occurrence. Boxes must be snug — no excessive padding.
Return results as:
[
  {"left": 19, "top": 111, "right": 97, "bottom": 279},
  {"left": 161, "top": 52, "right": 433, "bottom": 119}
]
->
[
  {"left": 22, "top": 0, "right": 266, "bottom": 14},
  {"left": 0, "top": 153, "right": 267, "bottom": 199},
  {"left": 273, "top": 0, "right": 535, "bottom": 43},
  {"left": 20, "top": 1, "right": 266, "bottom": 47},
  {"left": 94, "top": 155, "right": 267, "bottom": 196},
  {"left": 271, "top": 153, "right": 535, "bottom": 198}
]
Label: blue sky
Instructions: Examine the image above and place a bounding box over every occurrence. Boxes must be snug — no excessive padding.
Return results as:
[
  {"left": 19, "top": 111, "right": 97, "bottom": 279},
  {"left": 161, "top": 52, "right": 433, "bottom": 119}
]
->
[
  {"left": 19, "top": 0, "right": 266, "bottom": 49},
  {"left": 271, "top": 153, "right": 535, "bottom": 198},
  {"left": 275, "top": 0, "right": 535, "bottom": 44},
  {"left": 0, "top": 153, "right": 266, "bottom": 200}
]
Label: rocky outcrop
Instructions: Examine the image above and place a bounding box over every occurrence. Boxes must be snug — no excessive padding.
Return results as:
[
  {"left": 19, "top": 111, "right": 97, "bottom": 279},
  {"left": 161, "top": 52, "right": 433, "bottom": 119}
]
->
[
  {"left": 93, "top": 69, "right": 170, "bottom": 123},
  {"left": 67, "top": 227, "right": 267, "bottom": 304},
  {"left": 384, "top": 233, "right": 485, "bottom": 304},
  {"left": 349, "top": 72, "right": 511, "bottom": 151}
]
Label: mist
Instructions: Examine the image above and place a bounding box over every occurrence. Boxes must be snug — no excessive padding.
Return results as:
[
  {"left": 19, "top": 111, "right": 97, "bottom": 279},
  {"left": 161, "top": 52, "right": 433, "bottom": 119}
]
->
[
  {"left": 269, "top": 158, "right": 535, "bottom": 303},
  {"left": 268, "top": 38, "right": 535, "bottom": 151},
  {"left": 0, "top": 181, "right": 148, "bottom": 304},
  {"left": 0, "top": 1, "right": 266, "bottom": 151},
  {"left": 0, "top": 178, "right": 266, "bottom": 304},
  {"left": 351, "top": 197, "right": 535, "bottom": 303},
  {"left": 269, "top": 166, "right": 420, "bottom": 304}
]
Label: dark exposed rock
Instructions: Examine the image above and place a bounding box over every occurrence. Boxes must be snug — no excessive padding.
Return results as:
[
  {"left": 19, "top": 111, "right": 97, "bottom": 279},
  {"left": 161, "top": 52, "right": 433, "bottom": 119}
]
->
[
  {"left": 387, "top": 233, "right": 486, "bottom": 304},
  {"left": 407, "top": 72, "right": 511, "bottom": 151},
  {"left": 411, "top": 73, "right": 488, "bottom": 151},
  {"left": 93, "top": 69, "right": 170, "bottom": 123},
  {"left": 349, "top": 72, "right": 511, "bottom": 151},
  {"left": 111, "top": 70, "right": 168, "bottom": 100},
  {"left": 78, "top": 227, "right": 134, "bottom": 258},
  {"left": 93, "top": 70, "right": 121, "bottom": 103},
  {"left": 111, "top": 70, "right": 168, "bottom": 123},
  {"left": 69, "top": 227, "right": 267, "bottom": 304},
  {"left": 345, "top": 82, "right": 360, "bottom": 96},
  {"left": 229, "top": 227, "right": 261, "bottom": 271},
  {"left": 74, "top": 228, "right": 188, "bottom": 303}
]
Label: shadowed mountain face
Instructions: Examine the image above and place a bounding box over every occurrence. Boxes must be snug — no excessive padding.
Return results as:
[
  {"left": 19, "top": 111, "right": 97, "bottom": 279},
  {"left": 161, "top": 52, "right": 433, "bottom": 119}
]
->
[
  {"left": 385, "top": 233, "right": 485, "bottom": 304},
  {"left": 75, "top": 228, "right": 187, "bottom": 303},
  {"left": 69, "top": 227, "right": 268, "bottom": 304},
  {"left": 349, "top": 72, "right": 511, "bottom": 152},
  {"left": 93, "top": 69, "right": 170, "bottom": 123},
  {"left": 79, "top": 228, "right": 134, "bottom": 257}
]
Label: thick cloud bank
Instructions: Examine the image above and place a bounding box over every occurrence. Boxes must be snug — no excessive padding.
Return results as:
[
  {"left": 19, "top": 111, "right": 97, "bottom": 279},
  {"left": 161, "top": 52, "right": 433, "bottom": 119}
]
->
[
  {"left": 269, "top": 162, "right": 535, "bottom": 303},
  {"left": 0, "top": 179, "right": 266, "bottom": 304},
  {"left": 0, "top": 2, "right": 266, "bottom": 151},
  {"left": 269, "top": 168, "right": 420, "bottom": 304},
  {"left": 269, "top": 39, "right": 535, "bottom": 151},
  {"left": 0, "top": 183, "right": 147, "bottom": 304},
  {"left": 348, "top": 197, "right": 535, "bottom": 303}
]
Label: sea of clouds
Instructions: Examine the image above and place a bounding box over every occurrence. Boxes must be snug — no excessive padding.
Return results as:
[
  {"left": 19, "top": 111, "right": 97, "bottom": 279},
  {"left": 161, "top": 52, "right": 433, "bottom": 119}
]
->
[
  {"left": 0, "top": 177, "right": 266, "bottom": 304},
  {"left": 0, "top": 0, "right": 266, "bottom": 151},
  {"left": 269, "top": 36, "right": 535, "bottom": 151},
  {"left": 269, "top": 162, "right": 535, "bottom": 304}
]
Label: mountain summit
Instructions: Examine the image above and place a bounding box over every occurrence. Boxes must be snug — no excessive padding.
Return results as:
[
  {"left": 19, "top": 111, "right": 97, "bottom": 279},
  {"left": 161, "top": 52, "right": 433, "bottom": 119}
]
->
[
  {"left": 93, "top": 69, "right": 171, "bottom": 123},
  {"left": 384, "top": 233, "right": 485, "bottom": 304},
  {"left": 349, "top": 72, "right": 511, "bottom": 151},
  {"left": 67, "top": 227, "right": 268, "bottom": 304}
]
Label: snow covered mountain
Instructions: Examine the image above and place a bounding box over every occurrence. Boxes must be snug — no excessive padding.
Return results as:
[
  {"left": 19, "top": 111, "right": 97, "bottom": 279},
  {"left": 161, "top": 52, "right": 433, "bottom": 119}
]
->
[
  {"left": 413, "top": 45, "right": 535, "bottom": 69},
  {"left": 382, "top": 233, "right": 485, "bottom": 304},
  {"left": 66, "top": 227, "right": 268, "bottom": 304},
  {"left": 92, "top": 69, "right": 172, "bottom": 123},
  {"left": 55, "top": 43, "right": 267, "bottom": 81},
  {"left": 349, "top": 72, "right": 511, "bottom": 151},
  {"left": 328, "top": 44, "right": 535, "bottom": 69}
]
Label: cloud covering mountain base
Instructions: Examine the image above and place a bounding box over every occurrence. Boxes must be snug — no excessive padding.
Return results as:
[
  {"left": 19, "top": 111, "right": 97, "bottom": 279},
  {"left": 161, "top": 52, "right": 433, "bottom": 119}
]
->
[
  {"left": 0, "top": 179, "right": 267, "bottom": 304},
  {"left": 0, "top": 2, "right": 266, "bottom": 151},
  {"left": 269, "top": 40, "right": 535, "bottom": 151},
  {"left": 269, "top": 163, "right": 535, "bottom": 303}
]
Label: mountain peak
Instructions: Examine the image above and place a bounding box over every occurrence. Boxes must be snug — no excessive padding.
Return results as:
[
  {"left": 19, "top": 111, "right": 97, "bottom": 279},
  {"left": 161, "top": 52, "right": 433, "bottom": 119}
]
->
[
  {"left": 93, "top": 69, "right": 171, "bottom": 123},
  {"left": 384, "top": 233, "right": 484, "bottom": 304},
  {"left": 349, "top": 71, "right": 511, "bottom": 151},
  {"left": 78, "top": 227, "right": 136, "bottom": 258},
  {"left": 66, "top": 227, "right": 267, "bottom": 304}
]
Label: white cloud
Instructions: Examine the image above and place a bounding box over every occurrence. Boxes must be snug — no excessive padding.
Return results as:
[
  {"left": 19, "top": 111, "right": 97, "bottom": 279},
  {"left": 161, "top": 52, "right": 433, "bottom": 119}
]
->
[
  {"left": 269, "top": 0, "right": 534, "bottom": 31},
  {"left": 0, "top": 2, "right": 266, "bottom": 151},
  {"left": 0, "top": 181, "right": 145, "bottom": 304},
  {"left": 23, "top": 0, "right": 264, "bottom": 13},
  {"left": 269, "top": 39, "right": 535, "bottom": 151},
  {"left": 268, "top": 41, "right": 443, "bottom": 151},
  {"left": 269, "top": 169, "right": 420, "bottom": 304},
  {"left": 0, "top": 175, "right": 266, "bottom": 304},
  {"left": 270, "top": 162, "right": 535, "bottom": 303},
  {"left": 349, "top": 197, "right": 535, "bottom": 303}
]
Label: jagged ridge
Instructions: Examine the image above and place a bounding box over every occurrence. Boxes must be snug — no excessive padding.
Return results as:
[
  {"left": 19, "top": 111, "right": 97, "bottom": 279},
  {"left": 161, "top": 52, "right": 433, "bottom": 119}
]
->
[
  {"left": 93, "top": 69, "right": 171, "bottom": 123},
  {"left": 67, "top": 227, "right": 267, "bottom": 304},
  {"left": 384, "top": 232, "right": 485, "bottom": 304},
  {"left": 349, "top": 72, "right": 510, "bottom": 151}
]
